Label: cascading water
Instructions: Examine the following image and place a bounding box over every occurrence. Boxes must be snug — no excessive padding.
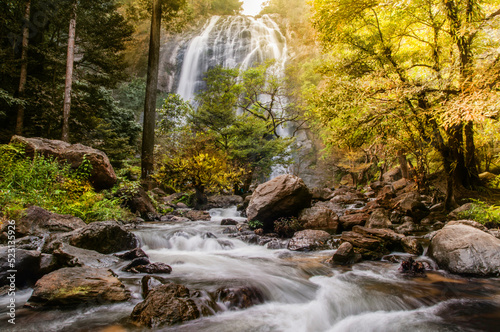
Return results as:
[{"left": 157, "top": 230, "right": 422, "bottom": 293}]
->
[
  {"left": 175, "top": 15, "right": 287, "bottom": 102},
  {"left": 4, "top": 207, "right": 500, "bottom": 331}
]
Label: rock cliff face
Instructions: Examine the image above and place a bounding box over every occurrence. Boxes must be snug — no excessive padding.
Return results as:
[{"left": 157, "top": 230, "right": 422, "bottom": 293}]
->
[
  {"left": 428, "top": 224, "right": 500, "bottom": 277},
  {"left": 246, "top": 174, "right": 312, "bottom": 230}
]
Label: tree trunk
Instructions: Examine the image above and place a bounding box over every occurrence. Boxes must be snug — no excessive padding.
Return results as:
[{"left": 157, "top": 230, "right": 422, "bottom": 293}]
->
[
  {"left": 15, "top": 0, "right": 31, "bottom": 136},
  {"left": 397, "top": 150, "right": 409, "bottom": 179},
  {"left": 194, "top": 185, "right": 207, "bottom": 208},
  {"left": 61, "top": 1, "right": 77, "bottom": 142},
  {"left": 464, "top": 120, "right": 480, "bottom": 185},
  {"left": 141, "top": 0, "right": 162, "bottom": 181}
]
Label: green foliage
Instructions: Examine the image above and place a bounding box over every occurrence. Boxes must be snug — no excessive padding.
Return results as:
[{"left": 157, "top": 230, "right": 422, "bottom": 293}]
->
[
  {"left": 308, "top": 0, "right": 500, "bottom": 187},
  {"left": 248, "top": 220, "right": 264, "bottom": 230},
  {"left": 172, "top": 193, "right": 195, "bottom": 207},
  {"left": 273, "top": 217, "right": 303, "bottom": 237},
  {"left": 0, "top": 0, "right": 136, "bottom": 146},
  {"left": 189, "top": 65, "right": 295, "bottom": 182},
  {"left": 459, "top": 200, "right": 500, "bottom": 227},
  {"left": 155, "top": 130, "right": 246, "bottom": 195},
  {"left": 0, "top": 143, "right": 129, "bottom": 222},
  {"left": 157, "top": 94, "right": 193, "bottom": 136}
]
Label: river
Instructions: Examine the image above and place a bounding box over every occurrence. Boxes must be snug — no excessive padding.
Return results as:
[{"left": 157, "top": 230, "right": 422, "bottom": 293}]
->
[{"left": 2, "top": 207, "right": 500, "bottom": 331}]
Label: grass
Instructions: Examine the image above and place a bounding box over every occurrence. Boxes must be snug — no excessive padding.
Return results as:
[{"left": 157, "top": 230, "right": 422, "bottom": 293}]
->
[
  {"left": 0, "top": 143, "right": 131, "bottom": 222},
  {"left": 459, "top": 199, "right": 500, "bottom": 228}
]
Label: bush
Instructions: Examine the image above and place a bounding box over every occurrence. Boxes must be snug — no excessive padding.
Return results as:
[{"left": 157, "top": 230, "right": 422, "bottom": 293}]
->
[
  {"left": 0, "top": 143, "right": 131, "bottom": 222},
  {"left": 273, "top": 217, "right": 303, "bottom": 238},
  {"left": 248, "top": 220, "right": 263, "bottom": 230},
  {"left": 459, "top": 200, "right": 500, "bottom": 228}
]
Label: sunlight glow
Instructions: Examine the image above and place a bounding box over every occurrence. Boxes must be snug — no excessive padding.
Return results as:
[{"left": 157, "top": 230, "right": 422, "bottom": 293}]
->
[{"left": 242, "top": 0, "right": 267, "bottom": 16}]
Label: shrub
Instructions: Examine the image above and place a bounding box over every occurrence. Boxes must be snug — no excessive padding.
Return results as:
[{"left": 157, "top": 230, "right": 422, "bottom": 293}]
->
[
  {"left": 0, "top": 143, "right": 131, "bottom": 222},
  {"left": 248, "top": 220, "right": 264, "bottom": 230},
  {"left": 459, "top": 200, "right": 500, "bottom": 228},
  {"left": 273, "top": 217, "right": 303, "bottom": 238}
]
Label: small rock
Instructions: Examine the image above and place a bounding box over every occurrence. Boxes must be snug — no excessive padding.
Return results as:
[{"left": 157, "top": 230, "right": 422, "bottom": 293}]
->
[
  {"left": 366, "top": 208, "right": 392, "bottom": 229},
  {"left": 399, "top": 257, "right": 426, "bottom": 276},
  {"left": 331, "top": 242, "right": 362, "bottom": 265},
  {"left": 401, "top": 237, "right": 423, "bottom": 255},
  {"left": 287, "top": 230, "right": 333, "bottom": 251},
  {"left": 216, "top": 286, "right": 265, "bottom": 310},
  {"left": 448, "top": 203, "right": 473, "bottom": 220},
  {"left": 115, "top": 248, "right": 148, "bottom": 260},
  {"left": 221, "top": 219, "right": 238, "bottom": 226}
]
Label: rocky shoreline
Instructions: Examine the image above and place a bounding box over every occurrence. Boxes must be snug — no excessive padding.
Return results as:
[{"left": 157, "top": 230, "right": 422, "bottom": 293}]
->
[{"left": 1, "top": 173, "right": 499, "bottom": 328}]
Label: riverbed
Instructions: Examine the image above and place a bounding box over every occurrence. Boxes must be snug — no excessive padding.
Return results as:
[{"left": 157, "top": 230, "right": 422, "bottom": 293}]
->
[{"left": 2, "top": 207, "right": 499, "bottom": 331}]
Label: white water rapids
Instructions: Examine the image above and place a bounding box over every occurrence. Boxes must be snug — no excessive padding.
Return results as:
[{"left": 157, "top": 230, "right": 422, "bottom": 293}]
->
[{"left": 3, "top": 207, "right": 499, "bottom": 331}]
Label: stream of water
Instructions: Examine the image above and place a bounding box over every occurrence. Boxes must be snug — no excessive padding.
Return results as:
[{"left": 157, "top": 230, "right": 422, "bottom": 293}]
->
[{"left": 3, "top": 207, "right": 500, "bottom": 331}]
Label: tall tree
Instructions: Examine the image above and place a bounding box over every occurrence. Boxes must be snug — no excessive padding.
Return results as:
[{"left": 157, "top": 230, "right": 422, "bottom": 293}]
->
[
  {"left": 140, "top": 0, "right": 188, "bottom": 182},
  {"left": 61, "top": 0, "right": 77, "bottom": 142},
  {"left": 310, "top": 0, "right": 500, "bottom": 208},
  {"left": 15, "top": 0, "right": 31, "bottom": 136},
  {"left": 141, "top": 0, "right": 162, "bottom": 181}
]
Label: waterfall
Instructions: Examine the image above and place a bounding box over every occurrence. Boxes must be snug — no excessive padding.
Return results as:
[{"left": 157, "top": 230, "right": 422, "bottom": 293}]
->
[{"left": 175, "top": 15, "right": 288, "bottom": 102}]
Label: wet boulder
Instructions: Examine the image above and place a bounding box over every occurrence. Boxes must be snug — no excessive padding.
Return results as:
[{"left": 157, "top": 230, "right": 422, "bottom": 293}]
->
[
  {"left": 141, "top": 275, "right": 170, "bottom": 297},
  {"left": 123, "top": 257, "right": 172, "bottom": 274},
  {"left": 428, "top": 224, "right": 500, "bottom": 277},
  {"left": 221, "top": 219, "right": 238, "bottom": 226},
  {"left": 69, "top": 221, "right": 139, "bottom": 254},
  {"left": 0, "top": 248, "right": 41, "bottom": 287},
  {"left": 52, "top": 242, "right": 121, "bottom": 268},
  {"left": 114, "top": 248, "right": 148, "bottom": 260},
  {"left": 287, "top": 230, "right": 334, "bottom": 251},
  {"left": 131, "top": 282, "right": 200, "bottom": 328},
  {"left": 11, "top": 135, "right": 117, "bottom": 190},
  {"left": 247, "top": 175, "right": 312, "bottom": 230},
  {"left": 26, "top": 267, "right": 130, "bottom": 308},
  {"left": 9, "top": 206, "right": 86, "bottom": 238},
  {"left": 215, "top": 286, "right": 265, "bottom": 310},
  {"left": 330, "top": 242, "right": 362, "bottom": 265},
  {"left": 298, "top": 206, "right": 339, "bottom": 233}
]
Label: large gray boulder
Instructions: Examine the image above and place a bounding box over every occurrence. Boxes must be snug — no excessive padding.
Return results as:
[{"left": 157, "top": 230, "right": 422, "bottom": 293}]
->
[
  {"left": 68, "top": 221, "right": 138, "bottom": 254},
  {"left": 26, "top": 267, "right": 130, "bottom": 308},
  {"left": 11, "top": 136, "right": 117, "bottom": 190},
  {"left": 246, "top": 175, "right": 312, "bottom": 230},
  {"left": 0, "top": 248, "right": 41, "bottom": 287},
  {"left": 9, "top": 206, "right": 86, "bottom": 238},
  {"left": 428, "top": 224, "right": 500, "bottom": 276}
]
